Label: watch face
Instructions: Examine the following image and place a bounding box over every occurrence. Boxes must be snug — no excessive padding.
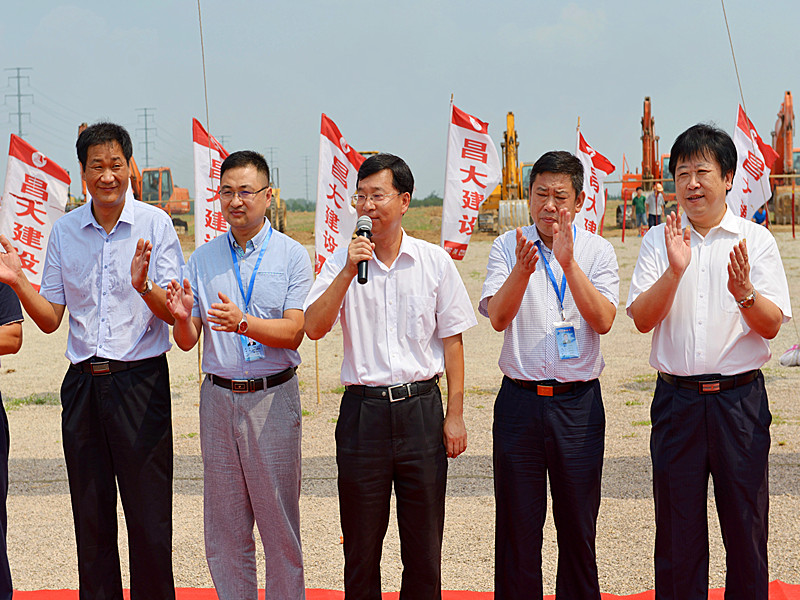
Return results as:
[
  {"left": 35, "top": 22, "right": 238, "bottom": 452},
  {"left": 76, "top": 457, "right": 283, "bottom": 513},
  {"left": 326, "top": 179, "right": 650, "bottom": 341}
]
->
[{"left": 238, "top": 319, "right": 248, "bottom": 334}]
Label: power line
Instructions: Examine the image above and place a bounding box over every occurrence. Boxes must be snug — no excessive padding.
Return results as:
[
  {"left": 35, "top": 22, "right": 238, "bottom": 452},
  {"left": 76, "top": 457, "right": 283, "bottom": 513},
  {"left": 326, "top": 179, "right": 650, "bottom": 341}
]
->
[
  {"left": 136, "top": 107, "right": 156, "bottom": 167},
  {"left": 4, "top": 67, "right": 33, "bottom": 136},
  {"left": 303, "top": 155, "right": 311, "bottom": 201}
]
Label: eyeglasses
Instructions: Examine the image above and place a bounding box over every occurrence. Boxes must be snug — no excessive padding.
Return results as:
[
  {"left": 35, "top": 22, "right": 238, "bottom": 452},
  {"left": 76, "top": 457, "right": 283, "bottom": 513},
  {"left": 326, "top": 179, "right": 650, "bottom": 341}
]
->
[
  {"left": 219, "top": 185, "right": 269, "bottom": 201},
  {"left": 350, "top": 192, "right": 401, "bottom": 207}
]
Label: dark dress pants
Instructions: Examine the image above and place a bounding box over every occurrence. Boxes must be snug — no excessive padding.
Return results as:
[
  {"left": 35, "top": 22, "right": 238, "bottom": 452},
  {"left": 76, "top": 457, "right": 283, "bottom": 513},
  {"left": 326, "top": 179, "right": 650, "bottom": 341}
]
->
[
  {"left": 651, "top": 373, "right": 770, "bottom": 600},
  {"left": 493, "top": 377, "right": 605, "bottom": 600},
  {"left": 61, "top": 355, "right": 175, "bottom": 600},
  {"left": 0, "top": 397, "right": 11, "bottom": 600},
  {"left": 336, "top": 385, "right": 447, "bottom": 600}
]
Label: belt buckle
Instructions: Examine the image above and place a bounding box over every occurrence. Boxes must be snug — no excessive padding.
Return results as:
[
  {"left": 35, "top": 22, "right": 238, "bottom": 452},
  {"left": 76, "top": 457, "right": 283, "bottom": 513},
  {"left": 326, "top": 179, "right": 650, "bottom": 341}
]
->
[
  {"left": 537, "top": 385, "right": 554, "bottom": 397},
  {"left": 699, "top": 380, "right": 721, "bottom": 394},
  {"left": 387, "top": 383, "right": 411, "bottom": 401},
  {"left": 90, "top": 361, "right": 111, "bottom": 375},
  {"left": 231, "top": 380, "right": 250, "bottom": 393}
]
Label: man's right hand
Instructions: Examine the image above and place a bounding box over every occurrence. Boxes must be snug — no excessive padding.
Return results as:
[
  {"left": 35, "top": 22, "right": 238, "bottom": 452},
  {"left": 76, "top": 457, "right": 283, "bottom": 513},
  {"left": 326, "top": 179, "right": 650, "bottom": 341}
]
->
[
  {"left": 665, "top": 212, "right": 691, "bottom": 276},
  {"left": 165, "top": 278, "right": 194, "bottom": 322},
  {"left": 0, "top": 236, "right": 23, "bottom": 286},
  {"left": 344, "top": 235, "right": 374, "bottom": 279},
  {"left": 512, "top": 227, "right": 538, "bottom": 277}
]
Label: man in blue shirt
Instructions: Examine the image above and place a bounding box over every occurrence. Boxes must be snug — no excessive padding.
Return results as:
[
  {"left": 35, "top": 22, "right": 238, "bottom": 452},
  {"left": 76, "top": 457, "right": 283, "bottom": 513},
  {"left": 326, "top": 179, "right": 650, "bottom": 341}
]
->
[
  {"left": 164, "top": 150, "right": 312, "bottom": 599},
  {"left": 0, "top": 122, "right": 183, "bottom": 599}
]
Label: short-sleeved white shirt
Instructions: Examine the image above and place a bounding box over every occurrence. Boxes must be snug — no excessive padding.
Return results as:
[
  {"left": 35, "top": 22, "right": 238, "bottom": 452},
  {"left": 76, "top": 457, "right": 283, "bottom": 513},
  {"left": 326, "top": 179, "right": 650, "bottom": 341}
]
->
[
  {"left": 304, "top": 231, "right": 477, "bottom": 386},
  {"left": 626, "top": 207, "right": 791, "bottom": 376},
  {"left": 479, "top": 225, "right": 619, "bottom": 382}
]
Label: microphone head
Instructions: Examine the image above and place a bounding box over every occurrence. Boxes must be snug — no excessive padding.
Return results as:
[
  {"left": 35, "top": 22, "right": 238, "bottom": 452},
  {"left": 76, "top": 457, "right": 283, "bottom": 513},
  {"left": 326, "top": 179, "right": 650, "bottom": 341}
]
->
[{"left": 356, "top": 215, "right": 373, "bottom": 232}]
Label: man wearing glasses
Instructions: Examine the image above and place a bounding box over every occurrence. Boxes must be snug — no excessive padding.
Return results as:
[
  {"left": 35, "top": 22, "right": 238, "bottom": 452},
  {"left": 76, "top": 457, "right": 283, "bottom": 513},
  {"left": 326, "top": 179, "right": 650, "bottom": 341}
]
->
[
  {"left": 304, "top": 153, "right": 476, "bottom": 599},
  {"left": 163, "top": 151, "right": 312, "bottom": 599}
]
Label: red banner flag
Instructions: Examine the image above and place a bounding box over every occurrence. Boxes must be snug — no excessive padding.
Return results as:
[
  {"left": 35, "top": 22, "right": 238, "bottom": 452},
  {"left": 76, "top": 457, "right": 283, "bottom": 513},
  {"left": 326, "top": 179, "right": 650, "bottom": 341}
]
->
[
  {"left": 192, "top": 118, "right": 230, "bottom": 248},
  {"left": 575, "top": 131, "right": 615, "bottom": 235}
]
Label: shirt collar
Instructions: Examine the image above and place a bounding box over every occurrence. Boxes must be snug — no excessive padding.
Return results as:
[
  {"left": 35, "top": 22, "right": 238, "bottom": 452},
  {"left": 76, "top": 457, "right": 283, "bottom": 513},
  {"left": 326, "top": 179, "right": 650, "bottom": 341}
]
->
[
  {"left": 688, "top": 205, "right": 740, "bottom": 238},
  {"left": 81, "top": 192, "right": 134, "bottom": 232},
  {"left": 227, "top": 218, "right": 271, "bottom": 254}
]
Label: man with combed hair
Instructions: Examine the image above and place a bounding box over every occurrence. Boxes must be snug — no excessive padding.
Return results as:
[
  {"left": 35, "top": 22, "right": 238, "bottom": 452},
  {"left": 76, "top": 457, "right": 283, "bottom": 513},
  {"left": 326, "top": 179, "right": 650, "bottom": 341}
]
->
[
  {"left": 304, "top": 153, "right": 476, "bottom": 599},
  {"left": 0, "top": 122, "right": 183, "bottom": 599},
  {"left": 480, "top": 150, "right": 619, "bottom": 599},
  {"left": 627, "top": 123, "right": 791, "bottom": 600},
  {"left": 164, "top": 150, "right": 312, "bottom": 599}
]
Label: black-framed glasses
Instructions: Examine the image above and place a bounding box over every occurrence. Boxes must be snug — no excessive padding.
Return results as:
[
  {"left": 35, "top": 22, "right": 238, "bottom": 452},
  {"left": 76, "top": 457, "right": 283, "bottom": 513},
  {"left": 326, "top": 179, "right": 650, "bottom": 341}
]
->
[
  {"left": 219, "top": 185, "right": 269, "bottom": 201},
  {"left": 350, "top": 192, "right": 401, "bottom": 207}
]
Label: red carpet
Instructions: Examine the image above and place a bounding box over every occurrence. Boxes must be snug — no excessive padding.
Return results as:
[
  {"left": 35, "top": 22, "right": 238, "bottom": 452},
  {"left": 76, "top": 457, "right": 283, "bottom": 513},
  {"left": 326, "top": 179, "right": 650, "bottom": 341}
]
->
[{"left": 10, "top": 581, "right": 800, "bottom": 599}]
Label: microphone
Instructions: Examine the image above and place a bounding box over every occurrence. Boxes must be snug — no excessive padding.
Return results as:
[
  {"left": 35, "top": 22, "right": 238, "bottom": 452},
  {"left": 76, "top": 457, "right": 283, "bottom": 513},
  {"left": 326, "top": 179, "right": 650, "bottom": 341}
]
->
[{"left": 356, "top": 215, "right": 372, "bottom": 285}]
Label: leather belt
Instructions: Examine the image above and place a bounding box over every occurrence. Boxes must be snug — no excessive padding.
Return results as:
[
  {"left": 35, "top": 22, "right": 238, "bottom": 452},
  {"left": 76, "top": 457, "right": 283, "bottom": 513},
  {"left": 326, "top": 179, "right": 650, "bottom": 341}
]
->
[
  {"left": 507, "top": 376, "right": 592, "bottom": 397},
  {"left": 346, "top": 376, "right": 439, "bottom": 402},
  {"left": 70, "top": 355, "right": 164, "bottom": 376},
  {"left": 210, "top": 367, "right": 296, "bottom": 393},
  {"left": 658, "top": 370, "right": 760, "bottom": 394}
]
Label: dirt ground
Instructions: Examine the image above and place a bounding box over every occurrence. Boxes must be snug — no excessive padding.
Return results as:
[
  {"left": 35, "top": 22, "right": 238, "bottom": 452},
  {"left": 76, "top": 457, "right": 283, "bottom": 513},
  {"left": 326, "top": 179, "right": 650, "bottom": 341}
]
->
[{"left": 2, "top": 231, "right": 800, "bottom": 594}]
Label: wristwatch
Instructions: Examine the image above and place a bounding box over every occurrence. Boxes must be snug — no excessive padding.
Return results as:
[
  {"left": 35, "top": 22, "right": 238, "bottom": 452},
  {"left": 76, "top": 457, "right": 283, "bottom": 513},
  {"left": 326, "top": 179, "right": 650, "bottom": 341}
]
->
[
  {"left": 138, "top": 278, "right": 153, "bottom": 297},
  {"left": 737, "top": 289, "right": 757, "bottom": 309},
  {"left": 237, "top": 314, "right": 249, "bottom": 334}
]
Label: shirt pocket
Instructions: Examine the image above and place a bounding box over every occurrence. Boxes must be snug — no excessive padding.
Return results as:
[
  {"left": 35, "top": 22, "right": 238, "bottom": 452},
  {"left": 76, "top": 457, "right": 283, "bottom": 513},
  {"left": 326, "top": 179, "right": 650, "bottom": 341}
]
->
[
  {"left": 250, "top": 271, "right": 288, "bottom": 319},
  {"left": 405, "top": 295, "right": 436, "bottom": 340}
]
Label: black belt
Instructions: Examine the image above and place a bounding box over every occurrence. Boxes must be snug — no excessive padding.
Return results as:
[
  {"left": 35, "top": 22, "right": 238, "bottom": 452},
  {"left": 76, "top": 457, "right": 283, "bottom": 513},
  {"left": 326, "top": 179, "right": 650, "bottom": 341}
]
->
[
  {"left": 658, "top": 370, "right": 760, "bottom": 394},
  {"left": 70, "top": 355, "right": 164, "bottom": 376},
  {"left": 346, "top": 376, "right": 439, "bottom": 401},
  {"left": 209, "top": 367, "right": 296, "bottom": 393},
  {"left": 507, "top": 376, "right": 594, "bottom": 397}
]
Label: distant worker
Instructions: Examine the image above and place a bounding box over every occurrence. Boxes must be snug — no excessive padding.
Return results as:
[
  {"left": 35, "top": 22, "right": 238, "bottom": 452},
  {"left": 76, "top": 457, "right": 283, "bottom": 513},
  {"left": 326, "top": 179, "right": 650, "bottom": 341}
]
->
[
  {"left": 627, "top": 123, "right": 791, "bottom": 600},
  {"left": 646, "top": 182, "right": 666, "bottom": 227},
  {"left": 0, "top": 283, "right": 22, "bottom": 600},
  {"left": 633, "top": 186, "right": 647, "bottom": 232},
  {"left": 304, "top": 153, "right": 476, "bottom": 598},
  {"left": 480, "top": 151, "right": 619, "bottom": 598},
  {"left": 163, "top": 150, "right": 312, "bottom": 598},
  {"left": 752, "top": 204, "right": 768, "bottom": 226},
  {"left": 0, "top": 122, "right": 184, "bottom": 599}
]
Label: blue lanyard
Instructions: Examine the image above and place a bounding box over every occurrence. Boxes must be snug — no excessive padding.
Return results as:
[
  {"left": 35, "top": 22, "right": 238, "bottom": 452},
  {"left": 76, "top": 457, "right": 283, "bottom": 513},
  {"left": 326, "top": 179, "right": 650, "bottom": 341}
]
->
[
  {"left": 534, "top": 225, "right": 575, "bottom": 321},
  {"left": 229, "top": 227, "right": 272, "bottom": 311}
]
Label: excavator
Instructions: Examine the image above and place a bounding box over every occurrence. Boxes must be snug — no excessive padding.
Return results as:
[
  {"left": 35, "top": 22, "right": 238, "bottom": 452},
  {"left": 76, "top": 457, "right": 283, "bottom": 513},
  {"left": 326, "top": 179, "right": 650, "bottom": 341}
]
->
[
  {"left": 617, "top": 97, "right": 676, "bottom": 228},
  {"left": 477, "top": 112, "right": 531, "bottom": 234},
  {"left": 771, "top": 91, "right": 800, "bottom": 224}
]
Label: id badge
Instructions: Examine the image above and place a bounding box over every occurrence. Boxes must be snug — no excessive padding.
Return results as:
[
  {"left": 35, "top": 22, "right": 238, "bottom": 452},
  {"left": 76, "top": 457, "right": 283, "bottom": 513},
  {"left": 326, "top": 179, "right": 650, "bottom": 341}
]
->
[
  {"left": 240, "top": 335, "right": 266, "bottom": 362},
  {"left": 554, "top": 321, "right": 579, "bottom": 360}
]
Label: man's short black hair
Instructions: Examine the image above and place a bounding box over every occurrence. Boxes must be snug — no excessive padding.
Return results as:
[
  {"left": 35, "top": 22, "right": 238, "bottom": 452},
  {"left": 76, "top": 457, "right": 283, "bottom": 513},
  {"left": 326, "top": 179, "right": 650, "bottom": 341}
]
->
[
  {"left": 668, "top": 123, "right": 737, "bottom": 182},
  {"left": 220, "top": 150, "right": 270, "bottom": 184},
  {"left": 636, "top": 186, "right": 643, "bottom": 192},
  {"left": 528, "top": 151, "right": 584, "bottom": 197},
  {"left": 357, "top": 153, "right": 414, "bottom": 196},
  {"left": 76, "top": 122, "right": 133, "bottom": 169}
]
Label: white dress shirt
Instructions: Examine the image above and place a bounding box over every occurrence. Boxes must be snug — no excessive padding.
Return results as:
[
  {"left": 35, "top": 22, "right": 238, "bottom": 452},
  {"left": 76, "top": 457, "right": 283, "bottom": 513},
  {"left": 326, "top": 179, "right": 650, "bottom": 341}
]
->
[
  {"left": 479, "top": 225, "right": 619, "bottom": 382},
  {"left": 304, "top": 231, "right": 477, "bottom": 386},
  {"left": 39, "top": 198, "right": 185, "bottom": 363},
  {"left": 626, "top": 207, "right": 791, "bottom": 376}
]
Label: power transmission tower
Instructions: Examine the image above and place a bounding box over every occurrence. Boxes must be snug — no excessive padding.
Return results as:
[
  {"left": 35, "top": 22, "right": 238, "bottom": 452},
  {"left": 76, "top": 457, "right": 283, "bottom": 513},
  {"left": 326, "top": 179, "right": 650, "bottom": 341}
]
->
[
  {"left": 218, "top": 135, "right": 230, "bottom": 148},
  {"left": 4, "top": 67, "right": 33, "bottom": 137},
  {"left": 136, "top": 107, "right": 156, "bottom": 167},
  {"left": 265, "top": 147, "right": 278, "bottom": 168},
  {"left": 304, "top": 155, "right": 311, "bottom": 201}
]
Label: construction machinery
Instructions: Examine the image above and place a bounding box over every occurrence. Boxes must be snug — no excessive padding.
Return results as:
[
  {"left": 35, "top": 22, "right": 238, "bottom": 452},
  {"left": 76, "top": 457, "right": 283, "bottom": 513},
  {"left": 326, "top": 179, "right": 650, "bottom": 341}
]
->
[
  {"left": 617, "top": 97, "right": 677, "bottom": 228},
  {"left": 771, "top": 91, "right": 800, "bottom": 224},
  {"left": 477, "top": 112, "right": 531, "bottom": 234},
  {"left": 269, "top": 168, "right": 287, "bottom": 233}
]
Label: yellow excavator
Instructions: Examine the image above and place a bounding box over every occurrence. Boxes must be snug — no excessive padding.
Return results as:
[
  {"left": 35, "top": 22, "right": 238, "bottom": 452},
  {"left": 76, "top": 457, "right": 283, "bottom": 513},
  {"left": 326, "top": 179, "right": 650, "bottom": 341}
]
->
[{"left": 477, "top": 111, "right": 531, "bottom": 233}]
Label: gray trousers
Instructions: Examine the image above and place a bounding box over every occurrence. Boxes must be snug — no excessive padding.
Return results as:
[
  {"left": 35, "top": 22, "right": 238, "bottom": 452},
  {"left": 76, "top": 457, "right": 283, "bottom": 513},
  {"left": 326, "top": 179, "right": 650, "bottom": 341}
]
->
[{"left": 200, "top": 375, "right": 305, "bottom": 599}]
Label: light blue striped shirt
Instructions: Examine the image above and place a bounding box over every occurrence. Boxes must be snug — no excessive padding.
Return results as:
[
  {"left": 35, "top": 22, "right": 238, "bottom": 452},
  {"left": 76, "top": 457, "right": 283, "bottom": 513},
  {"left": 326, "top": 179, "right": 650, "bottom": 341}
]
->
[
  {"left": 187, "top": 220, "right": 313, "bottom": 379},
  {"left": 479, "top": 225, "right": 619, "bottom": 382},
  {"left": 40, "top": 198, "right": 185, "bottom": 363}
]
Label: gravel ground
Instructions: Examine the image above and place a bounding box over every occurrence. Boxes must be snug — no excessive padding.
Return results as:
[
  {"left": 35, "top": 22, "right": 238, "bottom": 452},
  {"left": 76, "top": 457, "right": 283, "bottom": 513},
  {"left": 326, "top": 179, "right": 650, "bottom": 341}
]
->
[{"left": 2, "top": 233, "right": 800, "bottom": 594}]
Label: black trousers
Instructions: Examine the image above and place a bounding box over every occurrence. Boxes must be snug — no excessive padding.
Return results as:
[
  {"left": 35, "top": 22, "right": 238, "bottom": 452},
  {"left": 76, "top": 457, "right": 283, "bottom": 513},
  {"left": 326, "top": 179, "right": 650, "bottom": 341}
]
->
[
  {"left": 0, "top": 397, "right": 11, "bottom": 600},
  {"left": 493, "top": 377, "right": 605, "bottom": 600},
  {"left": 61, "top": 355, "right": 175, "bottom": 600},
  {"left": 336, "top": 384, "right": 447, "bottom": 600},
  {"left": 651, "top": 373, "right": 770, "bottom": 600}
]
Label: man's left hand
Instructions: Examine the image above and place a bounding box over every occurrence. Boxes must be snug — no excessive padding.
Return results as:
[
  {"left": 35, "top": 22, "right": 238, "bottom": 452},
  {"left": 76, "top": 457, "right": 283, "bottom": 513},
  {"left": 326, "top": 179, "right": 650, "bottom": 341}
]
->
[
  {"left": 552, "top": 208, "right": 575, "bottom": 268},
  {"left": 727, "top": 239, "right": 753, "bottom": 301},
  {"left": 443, "top": 413, "right": 467, "bottom": 458},
  {"left": 208, "top": 292, "right": 244, "bottom": 332},
  {"left": 131, "top": 238, "right": 152, "bottom": 292}
]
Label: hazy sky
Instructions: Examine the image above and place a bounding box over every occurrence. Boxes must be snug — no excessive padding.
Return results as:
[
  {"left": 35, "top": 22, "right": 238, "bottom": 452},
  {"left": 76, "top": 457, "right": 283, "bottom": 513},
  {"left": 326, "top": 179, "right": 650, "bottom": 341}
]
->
[{"left": 1, "top": 0, "right": 797, "bottom": 200}]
